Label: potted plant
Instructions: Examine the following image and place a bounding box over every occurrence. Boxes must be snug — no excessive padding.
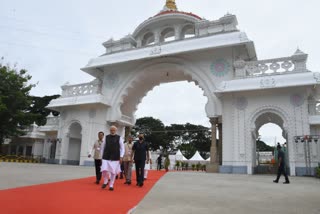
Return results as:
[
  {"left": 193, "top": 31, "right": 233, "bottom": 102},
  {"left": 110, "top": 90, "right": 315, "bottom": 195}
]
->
[
  {"left": 164, "top": 156, "right": 170, "bottom": 172},
  {"left": 185, "top": 162, "right": 189, "bottom": 171},
  {"left": 191, "top": 164, "right": 195, "bottom": 171},
  {"left": 175, "top": 160, "right": 181, "bottom": 170},
  {"left": 316, "top": 163, "right": 320, "bottom": 178},
  {"left": 196, "top": 162, "right": 201, "bottom": 171},
  {"left": 181, "top": 162, "right": 185, "bottom": 170}
]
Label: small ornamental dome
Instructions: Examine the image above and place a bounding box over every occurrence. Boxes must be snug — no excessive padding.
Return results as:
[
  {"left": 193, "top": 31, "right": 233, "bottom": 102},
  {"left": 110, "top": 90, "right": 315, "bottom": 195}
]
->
[{"left": 163, "top": 0, "right": 178, "bottom": 11}]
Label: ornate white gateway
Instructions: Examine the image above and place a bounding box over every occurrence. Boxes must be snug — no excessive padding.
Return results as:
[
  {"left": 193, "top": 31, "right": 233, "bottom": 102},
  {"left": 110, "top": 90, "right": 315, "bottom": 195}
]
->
[{"left": 48, "top": 0, "right": 320, "bottom": 175}]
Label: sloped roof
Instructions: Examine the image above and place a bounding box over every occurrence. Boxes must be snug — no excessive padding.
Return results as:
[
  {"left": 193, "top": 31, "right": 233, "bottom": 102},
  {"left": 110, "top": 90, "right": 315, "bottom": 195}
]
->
[
  {"left": 175, "top": 149, "right": 188, "bottom": 161},
  {"left": 189, "top": 151, "right": 204, "bottom": 161}
]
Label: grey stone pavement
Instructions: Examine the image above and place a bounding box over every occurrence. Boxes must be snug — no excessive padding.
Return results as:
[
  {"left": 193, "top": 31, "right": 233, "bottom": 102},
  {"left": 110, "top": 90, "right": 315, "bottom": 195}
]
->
[
  {"left": 1, "top": 163, "right": 320, "bottom": 214},
  {"left": 132, "top": 172, "right": 320, "bottom": 214},
  {"left": 0, "top": 162, "right": 92, "bottom": 190}
]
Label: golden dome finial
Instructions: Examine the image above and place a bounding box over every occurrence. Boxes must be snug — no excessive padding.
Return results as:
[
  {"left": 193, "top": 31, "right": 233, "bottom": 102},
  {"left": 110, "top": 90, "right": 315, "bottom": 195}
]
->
[{"left": 164, "top": 0, "right": 177, "bottom": 11}]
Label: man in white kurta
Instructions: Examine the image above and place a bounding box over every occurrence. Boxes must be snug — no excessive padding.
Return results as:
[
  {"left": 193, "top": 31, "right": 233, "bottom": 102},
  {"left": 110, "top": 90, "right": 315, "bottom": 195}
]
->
[{"left": 100, "top": 126, "right": 124, "bottom": 191}]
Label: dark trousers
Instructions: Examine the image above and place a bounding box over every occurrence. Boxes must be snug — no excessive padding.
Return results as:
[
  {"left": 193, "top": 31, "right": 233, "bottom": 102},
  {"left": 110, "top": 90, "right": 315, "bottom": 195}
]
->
[
  {"left": 275, "top": 165, "right": 289, "bottom": 182},
  {"left": 135, "top": 160, "right": 146, "bottom": 184},
  {"left": 157, "top": 163, "right": 161, "bottom": 170},
  {"left": 94, "top": 159, "right": 102, "bottom": 182}
]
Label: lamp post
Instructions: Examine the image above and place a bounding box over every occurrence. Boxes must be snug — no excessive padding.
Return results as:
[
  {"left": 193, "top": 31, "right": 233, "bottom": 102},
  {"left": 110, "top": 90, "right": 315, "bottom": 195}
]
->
[{"left": 294, "top": 135, "right": 318, "bottom": 176}]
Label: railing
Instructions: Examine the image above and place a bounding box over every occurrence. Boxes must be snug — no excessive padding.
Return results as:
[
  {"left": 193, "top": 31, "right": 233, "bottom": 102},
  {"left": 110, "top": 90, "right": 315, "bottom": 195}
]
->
[
  {"left": 46, "top": 116, "right": 60, "bottom": 126},
  {"left": 234, "top": 50, "right": 308, "bottom": 78},
  {"left": 61, "top": 79, "right": 102, "bottom": 97}
]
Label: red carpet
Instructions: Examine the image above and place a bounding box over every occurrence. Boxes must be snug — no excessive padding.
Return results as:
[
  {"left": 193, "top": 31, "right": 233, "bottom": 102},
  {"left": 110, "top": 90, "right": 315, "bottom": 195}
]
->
[{"left": 0, "top": 170, "right": 166, "bottom": 214}]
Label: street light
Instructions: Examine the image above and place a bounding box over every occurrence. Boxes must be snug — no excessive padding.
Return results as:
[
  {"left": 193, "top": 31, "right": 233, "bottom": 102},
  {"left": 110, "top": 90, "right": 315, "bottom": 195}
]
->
[{"left": 294, "top": 135, "right": 318, "bottom": 176}]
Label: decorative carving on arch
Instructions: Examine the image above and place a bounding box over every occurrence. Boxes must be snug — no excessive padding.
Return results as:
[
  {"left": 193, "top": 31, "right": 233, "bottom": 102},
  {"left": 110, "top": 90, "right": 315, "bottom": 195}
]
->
[
  {"left": 160, "top": 27, "right": 175, "bottom": 42},
  {"left": 249, "top": 105, "right": 292, "bottom": 138},
  {"left": 66, "top": 120, "right": 83, "bottom": 136},
  {"left": 108, "top": 57, "right": 221, "bottom": 121},
  {"left": 141, "top": 32, "right": 155, "bottom": 46},
  {"left": 290, "top": 93, "right": 304, "bottom": 107},
  {"left": 181, "top": 24, "right": 195, "bottom": 39}
]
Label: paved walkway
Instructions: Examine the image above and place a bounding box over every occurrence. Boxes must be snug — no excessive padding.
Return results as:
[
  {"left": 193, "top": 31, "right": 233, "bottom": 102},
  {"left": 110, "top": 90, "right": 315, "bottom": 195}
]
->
[
  {"left": 1, "top": 163, "right": 319, "bottom": 214},
  {"left": 0, "top": 162, "right": 92, "bottom": 190},
  {"left": 132, "top": 171, "right": 320, "bottom": 214}
]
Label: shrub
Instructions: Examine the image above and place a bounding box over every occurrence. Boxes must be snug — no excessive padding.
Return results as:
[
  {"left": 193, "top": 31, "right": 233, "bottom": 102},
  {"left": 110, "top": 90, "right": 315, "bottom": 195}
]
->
[
  {"left": 164, "top": 156, "right": 170, "bottom": 171},
  {"left": 175, "top": 160, "right": 181, "bottom": 170},
  {"left": 196, "top": 162, "right": 201, "bottom": 171},
  {"left": 316, "top": 165, "right": 320, "bottom": 178},
  {"left": 191, "top": 164, "right": 195, "bottom": 171}
]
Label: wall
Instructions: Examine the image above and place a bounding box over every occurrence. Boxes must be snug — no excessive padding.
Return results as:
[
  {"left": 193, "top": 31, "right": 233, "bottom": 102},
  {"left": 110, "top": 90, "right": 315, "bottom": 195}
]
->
[{"left": 221, "top": 87, "right": 312, "bottom": 175}]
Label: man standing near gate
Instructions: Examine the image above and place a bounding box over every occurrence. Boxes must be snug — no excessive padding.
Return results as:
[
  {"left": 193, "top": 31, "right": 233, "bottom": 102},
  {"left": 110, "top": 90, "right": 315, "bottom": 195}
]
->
[
  {"left": 131, "top": 133, "right": 150, "bottom": 187},
  {"left": 123, "top": 135, "right": 134, "bottom": 185},
  {"left": 273, "top": 144, "right": 290, "bottom": 184},
  {"left": 88, "top": 131, "right": 104, "bottom": 184},
  {"left": 100, "top": 126, "right": 124, "bottom": 191}
]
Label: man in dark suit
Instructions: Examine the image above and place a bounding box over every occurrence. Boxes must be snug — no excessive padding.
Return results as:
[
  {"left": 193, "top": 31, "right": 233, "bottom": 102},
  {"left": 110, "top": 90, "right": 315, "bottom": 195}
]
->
[
  {"left": 131, "top": 133, "right": 150, "bottom": 187},
  {"left": 273, "top": 144, "right": 290, "bottom": 184}
]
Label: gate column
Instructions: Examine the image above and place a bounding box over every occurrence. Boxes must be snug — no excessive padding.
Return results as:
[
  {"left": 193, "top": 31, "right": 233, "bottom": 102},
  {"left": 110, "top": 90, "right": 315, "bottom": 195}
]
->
[{"left": 206, "top": 117, "right": 219, "bottom": 173}]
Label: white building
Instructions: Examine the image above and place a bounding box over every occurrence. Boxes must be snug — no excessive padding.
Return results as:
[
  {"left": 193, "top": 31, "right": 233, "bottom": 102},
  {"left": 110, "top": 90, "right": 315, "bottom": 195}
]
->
[{"left": 42, "top": 0, "right": 320, "bottom": 175}]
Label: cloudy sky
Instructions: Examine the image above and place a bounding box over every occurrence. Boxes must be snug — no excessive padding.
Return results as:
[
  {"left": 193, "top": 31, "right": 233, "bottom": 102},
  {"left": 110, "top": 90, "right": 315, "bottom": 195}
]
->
[{"left": 1, "top": 0, "right": 319, "bottom": 145}]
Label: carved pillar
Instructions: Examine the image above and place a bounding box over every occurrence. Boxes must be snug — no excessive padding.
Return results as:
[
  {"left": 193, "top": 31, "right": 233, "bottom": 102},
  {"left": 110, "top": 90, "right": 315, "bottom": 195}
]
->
[
  {"left": 291, "top": 49, "right": 308, "bottom": 72},
  {"left": 218, "top": 122, "right": 223, "bottom": 165},
  {"left": 174, "top": 25, "right": 182, "bottom": 40},
  {"left": 234, "top": 59, "right": 246, "bottom": 78},
  {"left": 207, "top": 117, "right": 219, "bottom": 172},
  {"left": 210, "top": 117, "right": 218, "bottom": 163},
  {"left": 154, "top": 29, "right": 161, "bottom": 44},
  {"left": 124, "top": 126, "right": 132, "bottom": 142}
]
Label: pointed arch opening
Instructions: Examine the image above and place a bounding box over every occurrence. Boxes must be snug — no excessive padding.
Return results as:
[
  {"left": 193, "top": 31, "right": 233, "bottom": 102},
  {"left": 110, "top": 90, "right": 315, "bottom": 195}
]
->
[
  {"left": 67, "top": 122, "right": 82, "bottom": 165},
  {"left": 252, "top": 111, "right": 289, "bottom": 174},
  {"left": 160, "top": 27, "right": 175, "bottom": 43},
  {"left": 181, "top": 24, "right": 195, "bottom": 39},
  {"left": 142, "top": 32, "right": 155, "bottom": 46}
]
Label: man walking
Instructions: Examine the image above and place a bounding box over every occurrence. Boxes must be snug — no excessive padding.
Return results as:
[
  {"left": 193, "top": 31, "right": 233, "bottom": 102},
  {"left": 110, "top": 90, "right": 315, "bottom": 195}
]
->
[
  {"left": 88, "top": 131, "right": 104, "bottom": 184},
  {"left": 100, "top": 126, "right": 124, "bottom": 191},
  {"left": 123, "top": 135, "right": 134, "bottom": 185},
  {"left": 131, "top": 133, "right": 150, "bottom": 187},
  {"left": 273, "top": 144, "right": 290, "bottom": 184},
  {"left": 156, "top": 155, "right": 162, "bottom": 171}
]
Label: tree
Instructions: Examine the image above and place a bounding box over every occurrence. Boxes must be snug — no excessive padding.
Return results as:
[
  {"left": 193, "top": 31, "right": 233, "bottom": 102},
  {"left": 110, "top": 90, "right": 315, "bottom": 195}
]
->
[
  {"left": 132, "top": 117, "right": 169, "bottom": 152},
  {"left": 0, "top": 63, "right": 36, "bottom": 151},
  {"left": 174, "top": 123, "right": 211, "bottom": 159},
  {"left": 132, "top": 117, "right": 211, "bottom": 157},
  {"left": 184, "top": 123, "right": 211, "bottom": 159},
  {"left": 256, "top": 139, "right": 274, "bottom": 151},
  {"left": 28, "top": 95, "right": 60, "bottom": 126}
]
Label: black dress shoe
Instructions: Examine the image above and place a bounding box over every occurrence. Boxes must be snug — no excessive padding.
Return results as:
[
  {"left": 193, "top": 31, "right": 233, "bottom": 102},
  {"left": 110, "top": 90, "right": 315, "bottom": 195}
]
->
[
  {"left": 95, "top": 181, "right": 100, "bottom": 184},
  {"left": 124, "top": 181, "right": 128, "bottom": 184},
  {"left": 101, "top": 184, "right": 107, "bottom": 189},
  {"left": 127, "top": 181, "right": 131, "bottom": 185},
  {"left": 109, "top": 187, "right": 114, "bottom": 191},
  {"left": 273, "top": 180, "right": 278, "bottom": 183},
  {"left": 139, "top": 183, "right": 144, "bottom": 187},
  {"left": 136, "top": 183, "right": 139, "bottom": 186},
  {"left": 283, "top": 181, "right": 290, "bottom": 184}
]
